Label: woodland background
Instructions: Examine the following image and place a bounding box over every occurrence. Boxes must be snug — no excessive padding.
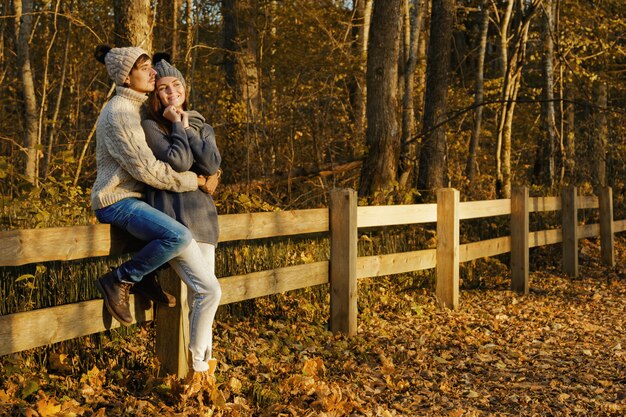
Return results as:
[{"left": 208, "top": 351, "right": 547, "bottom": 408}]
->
[
  {"left": 1, "top": 0, "right": 626, "bottom": 416},
  {"left": 1, "top": 0, "right": 624, "bottom": 227}
]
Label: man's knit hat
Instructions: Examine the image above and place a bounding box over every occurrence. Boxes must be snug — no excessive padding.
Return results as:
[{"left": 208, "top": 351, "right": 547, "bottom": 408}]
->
[
  {"left": 95, "top": 45, "right": 148, "bottom": 86},
  {"left": 153, "top": 52, "right": 186, "bottom": 89}
]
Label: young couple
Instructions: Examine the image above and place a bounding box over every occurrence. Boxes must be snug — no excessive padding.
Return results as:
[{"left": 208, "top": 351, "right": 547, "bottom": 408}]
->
[{"left": 92, "top": 45, "right": 221, "bottom": 376}]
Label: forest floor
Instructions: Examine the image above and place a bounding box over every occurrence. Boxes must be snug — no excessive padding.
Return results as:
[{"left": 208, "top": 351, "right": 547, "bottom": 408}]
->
[{"left": 1, "top": 238, "right": 626, "bottom": 416}]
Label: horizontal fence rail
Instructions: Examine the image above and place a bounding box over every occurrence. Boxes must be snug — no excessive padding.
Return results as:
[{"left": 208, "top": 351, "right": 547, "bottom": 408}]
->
[{"left": 0, "top": 186, "right": 620, "bottom": 376}]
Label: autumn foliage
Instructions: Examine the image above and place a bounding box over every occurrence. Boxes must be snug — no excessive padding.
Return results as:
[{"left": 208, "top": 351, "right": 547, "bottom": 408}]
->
[{"left": 1, "top": 238, "right": 625, "bottom": 416}]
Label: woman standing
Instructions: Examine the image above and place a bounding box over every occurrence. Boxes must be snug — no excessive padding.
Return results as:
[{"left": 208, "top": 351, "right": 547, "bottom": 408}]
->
[{"left": 142, "top": 54, "right": 222, "bottom": 376}]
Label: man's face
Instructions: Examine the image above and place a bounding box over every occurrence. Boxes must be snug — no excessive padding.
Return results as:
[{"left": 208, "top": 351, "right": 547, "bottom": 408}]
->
[{"left": 125, "top": 60, "right": 156, "bottom": 93}]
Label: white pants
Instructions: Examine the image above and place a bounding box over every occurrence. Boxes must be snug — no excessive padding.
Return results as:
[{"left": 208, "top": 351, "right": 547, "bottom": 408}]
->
[{"left": 169, "top": 240, "right": 222, "bottom": 372}]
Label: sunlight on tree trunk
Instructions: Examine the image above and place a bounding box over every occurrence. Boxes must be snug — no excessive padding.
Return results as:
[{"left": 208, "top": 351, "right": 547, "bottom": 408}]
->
[
  {"left": 348, "top": 0, "right": 371, "bottom": 157},
  {"left": 44, "top": 2, "right": 72, "bottom": 180},
  {"left": 495, "top": 0, "right": 539, "bottom": 198},
  {"left": 563, "top": 86, "right": 576, "bottom": 183},
  {"left": 399, "top": 0, "right": 425, "bottom": 189},
  {"left": 536, "top": 0, "right": 557, "bottom": 189},
  {"left": 14, "top": 0, "right": 39, "bottom": 185},
  {"left": 466, "top": 0, "right": 489, "bottom": 185},
  {"left": 416, "top": 0, "right": 454, "bottom": 196},
  {"left": 113, "top": 0, "right": 153, "bottom": 49},
  {"left": 358, "top": 0, "right": 402, "bottom": 198},
  {"left": 223, "top": 0, "right": 262, "bottom": 180},
  {"left": 592, "top": 80, "right": 608, "bottom": 194}
]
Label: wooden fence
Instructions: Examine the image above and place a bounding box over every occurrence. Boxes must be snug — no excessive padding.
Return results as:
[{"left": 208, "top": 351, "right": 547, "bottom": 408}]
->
[{"left": 0, "top": 186, "right": 623, "bottom": 377}]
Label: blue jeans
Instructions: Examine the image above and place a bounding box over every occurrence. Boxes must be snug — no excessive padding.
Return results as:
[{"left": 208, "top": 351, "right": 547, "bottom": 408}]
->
[{"left": 95, "top": 198, "right": 193, "bottom": 283}]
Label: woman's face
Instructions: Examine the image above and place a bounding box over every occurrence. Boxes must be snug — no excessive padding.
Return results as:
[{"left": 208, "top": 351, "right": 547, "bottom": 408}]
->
[
  {"left": 126, "top": 59, "right": 156, "bottom": 93},
  {"left": 156, "top": 76, "right": 186, "bottom": 109}
]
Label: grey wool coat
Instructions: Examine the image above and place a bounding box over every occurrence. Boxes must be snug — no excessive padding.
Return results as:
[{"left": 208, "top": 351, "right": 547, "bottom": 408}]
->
[{"left": 141, "top": 111, "right": 221, "bottom": 245}]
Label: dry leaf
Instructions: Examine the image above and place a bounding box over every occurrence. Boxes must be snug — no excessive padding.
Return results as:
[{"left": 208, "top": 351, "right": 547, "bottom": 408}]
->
[
  {"left": 302, "top": 357, "right": 325, "bottom": 378},
  {"left": 36, "top": 397, "right": 61, "bottom": 417}
]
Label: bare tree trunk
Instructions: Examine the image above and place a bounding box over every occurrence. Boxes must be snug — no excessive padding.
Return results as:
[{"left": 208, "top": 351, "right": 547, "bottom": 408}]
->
[
  {"left": 348, "top": 0, "right": 372, "bottom": 156},
  {"left": 563, "top": 85, "right": 575, "bottom": 183},
  {"left": 186, "top": 0, "right": 200, "bottom": 105},
  {"left": 223, "top": 0, "right": 262, "bottom": 178},
  {"left": 156, "top": 0, "right": 181, "bottom": 59},
  {"left": 113, "top": 0, "right": 153, "bottom": 49},
  {"left": 416, "top": 0, "right": 454, "bottom": 195},
  {"left": 399, "top": 0, "right": 425, "bottom": 188},
  {"left": 494, "top": 0, "right": 514, "bottom": 197},
  {"left": 358, "top": 0, "right": 403, "bottom": 198},
  {"left": 465, "top": 0, "right": 489, "bottom": 183},
  {"left": 555, "top": 0, "right": 567, "bottom": 184},
  {"left": 495, "top": 0, "right": 539, "bottom": 198},
  {"left": 415, "top": 0, "right": 429, "bottom": 123},
  {"left": 223, "top": 0, "right": 261, "bottom": 119},
  {"left": 592, "top": 80, "right": 608, "bottom": 194},
  {"left": 171, "top": 0, "right": 180, "bottom": 59},
  {"left": 14, "top": 0, "right": 39, "bottom": 185},
  {"left": 184, "top": 0, "right": 194, "bottom": 71},
  {"left": 0, "top": 0, "right": 6, "bottom": 88},
  {"left": 44, "top": 1, "right": 73, "bottom": 179},
  {"left": 536, "top": 0, "right": 557, "bottom": 188}
]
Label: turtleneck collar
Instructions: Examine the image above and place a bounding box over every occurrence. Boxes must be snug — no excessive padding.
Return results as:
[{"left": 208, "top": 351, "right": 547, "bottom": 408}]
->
[{"left": 115, "top": 86, "right": 149, "bottom": 105}]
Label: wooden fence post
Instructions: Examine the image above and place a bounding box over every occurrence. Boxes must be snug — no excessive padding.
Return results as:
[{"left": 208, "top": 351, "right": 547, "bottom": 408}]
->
[
  {"left": 436, "top": 188, "right": 459, "bottom": 309},
  {"left": 155, "top": 270, "right": 190, "bottom": 378},
  {"left": 599, "top": 186, "right": 615, "bottom": 267},
  {"left": 329, "top": 188, "right": 357, "bottom": 335},
  {"left": 511, "top": 186, "right": 529, "bottom": 294},
  {"left": 562, "top": 186, "right": 578, "bottom": 277}
]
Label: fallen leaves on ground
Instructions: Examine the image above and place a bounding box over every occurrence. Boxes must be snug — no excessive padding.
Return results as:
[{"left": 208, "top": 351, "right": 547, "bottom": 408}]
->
[{"left": 1, "top": 238, "right": 626, "bottom": 416}]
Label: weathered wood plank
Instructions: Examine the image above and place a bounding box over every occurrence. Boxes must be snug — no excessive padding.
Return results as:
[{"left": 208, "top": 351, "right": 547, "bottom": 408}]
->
[
  {"left": 529, "top": 228, "right": 562, "bottom": 247},
  {"left": 329, "top": 189, "right": 357, "bottom": 335},
  {"left": 219, "top": 261, "right": 329, "bottom": 305},
  {"left": 460, "top": 237, "right": 511, "bottom": 262},
  {"left": 0, "top": 225, "right": 143, "bottom": 267},
  {"left": 218, "top": 209, "right": 328, "bottom": 242},
  {"left": 0, "top": 296, "right": 152, "bottom": 356},
  {"left": 614, "top": 219, "right": 626, "bottom": 233},
  {"left": 0, "top": 209, "right": 328, "bottom": 267},
  {"left": 356, "top": 249, "right": 436, "bottom": 279},
  {"left": 436, "top": 189, "right": 459, "bottom": 310},
  {"left": 529, "top": 196, "right": 561, "bottom": 213},
  {"left": 357, "top": 204, "right": 437, "bottom": 227},
  {"left": 578, "top": 195, "right": 599, "bottom": 210},
  {"left": 459, "top": 199, "right": 511, "bottom": 220},
  {"left": 578, "top": 223, "right": 600, "bottom": 239}
]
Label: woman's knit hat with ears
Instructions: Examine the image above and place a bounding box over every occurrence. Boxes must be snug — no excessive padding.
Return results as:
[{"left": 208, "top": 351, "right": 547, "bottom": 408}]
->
[
  {"left": 94, "top": 44, "right": 148, "bottom": 86},
  {"left": 152, "top": 52, "right": 186, "bottom": 89}
]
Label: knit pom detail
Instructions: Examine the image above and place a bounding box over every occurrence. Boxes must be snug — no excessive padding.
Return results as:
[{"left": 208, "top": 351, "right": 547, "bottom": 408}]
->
[
  {"left": 152, "top": 52, "right": 172, "bottom": 65},
  {"left": 95, "top": 45, "right": 111, "bottom": 64}
]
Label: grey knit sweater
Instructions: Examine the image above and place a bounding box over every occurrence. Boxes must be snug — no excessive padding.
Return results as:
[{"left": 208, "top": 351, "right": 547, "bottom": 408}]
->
[
  {"left": 142, "top": 111, "right": 221, "bottom": 244},
  {"left": 91, "top": 87, "right": 198, "bottom": 210}
]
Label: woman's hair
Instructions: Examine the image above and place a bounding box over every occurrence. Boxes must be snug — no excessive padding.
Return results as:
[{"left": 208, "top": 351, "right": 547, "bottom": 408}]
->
[{"left": 145, "top": 54, "right": 188, "bottom": 134}]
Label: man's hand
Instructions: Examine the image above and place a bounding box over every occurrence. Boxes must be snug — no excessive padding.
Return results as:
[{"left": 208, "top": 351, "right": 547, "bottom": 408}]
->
[{"left": 198, "top": 170, "right": 221, "bottom": 195}]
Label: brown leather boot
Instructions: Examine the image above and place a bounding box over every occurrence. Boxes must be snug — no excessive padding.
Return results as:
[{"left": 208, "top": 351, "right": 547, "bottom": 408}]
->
[
  {"left": 131, "top": 272, "right": 176, "bottom": 307},
  {"left": 96, "top": 270, "right": 133, "bottom": 326}
]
